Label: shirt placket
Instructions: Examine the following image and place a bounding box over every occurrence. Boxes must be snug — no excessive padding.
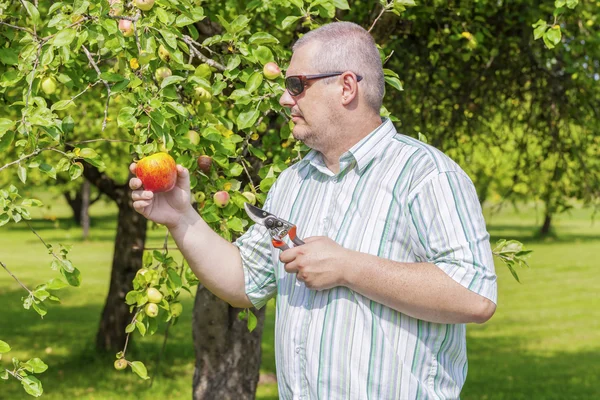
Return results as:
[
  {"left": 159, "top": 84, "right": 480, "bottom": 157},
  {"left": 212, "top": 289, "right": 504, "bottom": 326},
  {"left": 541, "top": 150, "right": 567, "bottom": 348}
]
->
[{"left": 294, "top": 173, "right": 338, "bottom": 400}]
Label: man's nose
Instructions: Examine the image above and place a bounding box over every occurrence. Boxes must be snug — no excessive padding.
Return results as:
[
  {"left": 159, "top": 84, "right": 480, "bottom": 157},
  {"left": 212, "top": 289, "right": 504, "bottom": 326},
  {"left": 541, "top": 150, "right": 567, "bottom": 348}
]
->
[{"left": 279, "top": 89, "right": 295, "bottom": 108}]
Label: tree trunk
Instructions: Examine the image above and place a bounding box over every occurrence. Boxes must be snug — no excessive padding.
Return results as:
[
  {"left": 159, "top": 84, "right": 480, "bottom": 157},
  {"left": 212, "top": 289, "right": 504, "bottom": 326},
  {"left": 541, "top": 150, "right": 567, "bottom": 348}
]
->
[
  {"left": 539, "top": 212, "right": 552, "bottom": 237},
  {"left": 81, "top": 179, "right": 91, "bottom": 240},
  {"left": 95, "top": 199, "right": 147, "bottom": 352},
  {"left": 192, "top": 286, "right": 266, "bottom": 400}
]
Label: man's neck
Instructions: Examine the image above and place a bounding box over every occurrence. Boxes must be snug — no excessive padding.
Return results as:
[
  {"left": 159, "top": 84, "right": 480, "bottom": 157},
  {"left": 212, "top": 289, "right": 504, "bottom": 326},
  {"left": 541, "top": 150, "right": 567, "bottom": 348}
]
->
[{"left": 321, "top": 116, "right": 383, "bottom": 174}]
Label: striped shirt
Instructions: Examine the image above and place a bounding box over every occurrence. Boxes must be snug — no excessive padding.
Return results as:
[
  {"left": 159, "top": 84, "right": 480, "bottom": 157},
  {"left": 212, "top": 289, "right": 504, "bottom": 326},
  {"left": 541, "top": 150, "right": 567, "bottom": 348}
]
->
[{"left": 235, "top": 118, "right": 497, "bottom": 399}]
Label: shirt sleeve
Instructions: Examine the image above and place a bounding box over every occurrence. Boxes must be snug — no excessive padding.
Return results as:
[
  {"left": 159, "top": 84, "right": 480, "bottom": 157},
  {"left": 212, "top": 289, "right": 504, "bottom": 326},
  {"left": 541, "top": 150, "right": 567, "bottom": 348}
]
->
[
  {"left": 407, "top": 171, "right": 497, "bottom": 304},
  {"left": 233, "top": 186, "right": 278, "bottom": 310}
]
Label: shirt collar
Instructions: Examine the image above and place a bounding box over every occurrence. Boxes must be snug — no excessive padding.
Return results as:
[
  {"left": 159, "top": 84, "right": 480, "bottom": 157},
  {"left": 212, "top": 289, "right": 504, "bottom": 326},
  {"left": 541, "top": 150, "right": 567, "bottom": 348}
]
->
[{"left": 298, "top": 118, "right": 396, "bottom": 175}]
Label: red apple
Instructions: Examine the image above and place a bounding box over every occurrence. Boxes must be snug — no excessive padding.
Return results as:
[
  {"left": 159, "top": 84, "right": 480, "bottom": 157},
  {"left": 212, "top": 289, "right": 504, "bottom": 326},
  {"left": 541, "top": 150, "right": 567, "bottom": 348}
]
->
[
  {"left": 263, "top": 62, "right": 281, "bottom": 80},
  {"left": 197, "top": 155, "right": 212, "bottom": 174},
  {"left": 118, "top": 19, "right": 134, "bottom": 37},
  {"left": 213, "top": 191, "right": 230, "bottom": 208},
  {"left": 133, "top": 0, "right": 155, "bottom": 11},
  {"left": 136, "top": 152, "right": 177, "bottom": 193}
]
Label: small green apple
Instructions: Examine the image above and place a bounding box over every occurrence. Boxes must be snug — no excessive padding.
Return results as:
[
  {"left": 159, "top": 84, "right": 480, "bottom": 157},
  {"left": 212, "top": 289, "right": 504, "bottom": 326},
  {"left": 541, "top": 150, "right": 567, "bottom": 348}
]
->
[
  {"left": 133, "top": 0, "right": 155, "bottom": 11},
  {"left": 263, "top": 62, "right": 281, "bottom": 80},
  {"left": 145, "top": 302, "right": 159, "bottom": 318},
  {"left": 194, "top": 86, "right": 212, "bottom": 102},
  {"left": 158, "top": 44, "right": 171, "bottom": 63},
  {"left": 114, "top": 358, "right": 128, "bottom": 370},
  {"left": 41, "top": 77, "right": 57, "bottom": 95},
  {"left": 155, "top": 67, "right": 172, "bottom": 83},
  {"left": 170, "top": 302, "right": 183, "bottom": 317},
  {"left": 118, "top": 19, "right": 134, "bottom": 37},
  {"left": 147, "top": 287, "right": 163, "bottom": 303},
  {"left": 186, "top": 130, "right": 200, "bottom": 146}
]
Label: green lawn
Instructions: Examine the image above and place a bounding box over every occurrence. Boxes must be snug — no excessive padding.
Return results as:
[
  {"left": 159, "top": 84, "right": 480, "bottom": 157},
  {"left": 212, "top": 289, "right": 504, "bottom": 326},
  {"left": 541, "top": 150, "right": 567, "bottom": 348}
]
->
[{"left": 1, "top": 193, "right": 598, "bottom": 399}]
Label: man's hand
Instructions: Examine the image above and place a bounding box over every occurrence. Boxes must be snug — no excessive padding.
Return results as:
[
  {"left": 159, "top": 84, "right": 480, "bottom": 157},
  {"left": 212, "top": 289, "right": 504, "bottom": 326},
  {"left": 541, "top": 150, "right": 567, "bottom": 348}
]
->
[
  {"left": 279, "top": 236, "right": 350, "bottom": 290},
  {"left": 129, "top": 162, "right": 193, "bottom": 229}
]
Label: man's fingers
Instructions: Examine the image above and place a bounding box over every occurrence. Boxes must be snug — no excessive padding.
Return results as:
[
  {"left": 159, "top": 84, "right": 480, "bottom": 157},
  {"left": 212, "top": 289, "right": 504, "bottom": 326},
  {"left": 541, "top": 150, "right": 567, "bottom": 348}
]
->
[
  {"left": 129, "top": 162, "right": 137, "bottom": 175},
  {"left": 176, "top": 165, "right": 190, "bottom": 191},
  {"left": 129, "top": 177, "right": 143, "bottom": 190},
  {"left": 132, "top": 190, "right": 154, "bottom": 201},
  {"left": 283, "top": 261, "right": 298, "bottom": 274},
  {"left": 133, "top": 200, "right": 150, "bottom": 213}
]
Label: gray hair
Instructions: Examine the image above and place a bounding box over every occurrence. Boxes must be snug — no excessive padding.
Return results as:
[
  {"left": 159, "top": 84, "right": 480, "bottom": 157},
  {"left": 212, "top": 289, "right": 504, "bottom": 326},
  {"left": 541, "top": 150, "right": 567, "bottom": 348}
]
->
[{"left": 292, "top": 21, "right": 385, "bottom": 113}]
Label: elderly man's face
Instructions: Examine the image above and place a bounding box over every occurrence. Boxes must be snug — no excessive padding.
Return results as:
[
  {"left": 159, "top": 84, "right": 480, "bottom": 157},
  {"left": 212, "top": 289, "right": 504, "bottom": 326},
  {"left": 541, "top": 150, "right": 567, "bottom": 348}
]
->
[{"left": 279, "top": 42, "right": 341, "bottom": 152}]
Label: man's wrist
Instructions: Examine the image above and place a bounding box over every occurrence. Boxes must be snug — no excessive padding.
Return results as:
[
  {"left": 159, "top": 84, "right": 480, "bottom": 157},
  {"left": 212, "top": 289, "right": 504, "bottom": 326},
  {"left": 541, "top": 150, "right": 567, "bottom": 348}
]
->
[
  {"left": 339, "top": 249, "right": 362, "bottom": 288},
  {"left": 167, "top": 206, "right": 201, "bottom": 231}
]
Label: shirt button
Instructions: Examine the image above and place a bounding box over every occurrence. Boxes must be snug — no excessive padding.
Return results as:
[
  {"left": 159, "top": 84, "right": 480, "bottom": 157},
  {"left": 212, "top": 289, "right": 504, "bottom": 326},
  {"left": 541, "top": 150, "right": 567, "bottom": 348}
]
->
[{"left": 295, "top": 347, "right": 301, "bottom": 353}]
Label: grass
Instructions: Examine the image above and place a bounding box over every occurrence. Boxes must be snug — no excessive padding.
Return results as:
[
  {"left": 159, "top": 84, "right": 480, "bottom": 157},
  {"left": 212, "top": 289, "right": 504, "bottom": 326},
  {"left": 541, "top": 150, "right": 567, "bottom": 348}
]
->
[{"left": 1, "top": 193, "right": 598, "bottom": 399}]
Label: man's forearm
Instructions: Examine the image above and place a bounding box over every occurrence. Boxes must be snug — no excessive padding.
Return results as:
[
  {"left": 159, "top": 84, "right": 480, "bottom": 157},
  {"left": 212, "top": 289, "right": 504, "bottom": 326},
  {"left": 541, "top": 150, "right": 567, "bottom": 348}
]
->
[
  {"left": 342, "top": 251, "right": 496, "bottom": 324},
  {"left": 168, "top": 207, "right": 253, "bottom": 308}
]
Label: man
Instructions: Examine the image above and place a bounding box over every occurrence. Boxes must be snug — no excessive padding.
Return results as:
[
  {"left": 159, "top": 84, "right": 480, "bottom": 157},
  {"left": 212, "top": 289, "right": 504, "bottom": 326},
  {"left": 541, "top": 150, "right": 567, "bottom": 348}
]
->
[{"left": 130, "top": 21, "right": 497, "bottom": 400}]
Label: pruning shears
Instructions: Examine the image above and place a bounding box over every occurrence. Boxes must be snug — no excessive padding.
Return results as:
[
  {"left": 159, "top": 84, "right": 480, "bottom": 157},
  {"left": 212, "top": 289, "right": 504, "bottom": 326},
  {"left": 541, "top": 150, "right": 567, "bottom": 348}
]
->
[{"left": 244, "top": 203, "right": 305, "bottom": 251}]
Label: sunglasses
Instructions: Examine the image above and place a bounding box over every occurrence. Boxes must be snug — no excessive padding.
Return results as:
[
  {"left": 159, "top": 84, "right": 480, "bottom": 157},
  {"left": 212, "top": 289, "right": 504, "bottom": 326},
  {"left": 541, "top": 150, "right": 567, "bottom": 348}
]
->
[{"left": 285, "top": 72, "right": 363, "bottom": 96}]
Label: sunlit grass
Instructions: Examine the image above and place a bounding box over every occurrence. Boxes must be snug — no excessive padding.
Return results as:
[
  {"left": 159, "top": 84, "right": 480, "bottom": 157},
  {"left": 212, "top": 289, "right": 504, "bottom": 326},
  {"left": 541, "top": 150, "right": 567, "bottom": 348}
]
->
[{"left": 1, "top": 193, "right": 598, "bottom": 399}]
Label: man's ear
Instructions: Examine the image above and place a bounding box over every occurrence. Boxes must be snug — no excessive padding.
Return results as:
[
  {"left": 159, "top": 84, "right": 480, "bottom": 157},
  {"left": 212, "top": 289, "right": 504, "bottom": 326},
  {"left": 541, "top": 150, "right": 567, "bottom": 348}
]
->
[{"left": 340, "top": 72, "right": 359, "bottom": 105}]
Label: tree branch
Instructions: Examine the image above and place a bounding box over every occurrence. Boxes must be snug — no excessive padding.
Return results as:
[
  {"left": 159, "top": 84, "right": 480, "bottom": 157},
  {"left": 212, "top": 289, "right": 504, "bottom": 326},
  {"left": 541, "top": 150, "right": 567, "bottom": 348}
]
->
[
  {"left": 181, "top": 35, "right": 226, "bottom": 71},
  {"left": 1, "top": 260, "right": 33, "bottom": 296},
  {"left": 81, "top": 45, "right": 112, "bottom": 131}
]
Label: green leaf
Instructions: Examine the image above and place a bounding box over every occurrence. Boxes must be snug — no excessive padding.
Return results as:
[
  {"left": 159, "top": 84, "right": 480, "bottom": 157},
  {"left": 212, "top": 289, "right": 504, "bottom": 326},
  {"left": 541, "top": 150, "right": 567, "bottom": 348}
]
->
[
  {"left": 333, "top": 0, "right": 350, "bottom": 9},
  {"left": 125, "top": 322, "right": 136, "bottom": 333},
  {"left": 384, "top": 76, "right": 403, "bottom": 91},
  {"left": 45, "top": 278, "right": 68, "bottom": 290},
  {"left": 249, "top": 32, "right": 279, "bottom": 45},
  {"left": 23, "top": 358, "right": 48, "bottom": 374},
  {"left": 566, "top": 0, "right": 578, "bottom": 8},
  {"left": 99, "top": 72, "right": 125, "bottom": 82},
  {"left": 237, "top": 109, "right": 260, "bottom": 130},
  {"left": 61, "top": 267, "right": 81, "bottom": 287},
  {"left": 0, "top": 340, "right": 11, "bottom": 353},
  {"left": 166, "top": 102, "right": 187, "bottom": 117},
  {"left": 248, "top": 145, "right": 267, "bottom": 161},
  {"left": 246, "top": 72, "right": 264, "bottom": 93},
  {"left": 533, "top": 23, "right": 548, "bottom": 40},
  {"left": 226, "top": 55, "right": 241, "bottom": 71},
  {"left": 0, "top": 130, "right": 15, "bottom": 152},
  {"left": 79, "top": 148, "right": 98, "bottom": 159},
  {"left": 18, "top": 164, "right": 27, "bottom": 184},
  {"left": 69, "top": 163, "right": 83, "bottom": 181},
  {"left": 160, "top": 75, "right": 185, "bottom": 89},
  {"left": 160, "top": 30, "right": 178, "bottom": 49},
  {"left": 135, "top": 320, "right": 146, "bottom": 336},
  {"left": 130, "top": 361, "right": 149, "bottom": 380},
  {"left": 247, "top": 309, "right": 257, "bottom": 332},
  {"left": 32, "top": 300, "right": 48, "bottom": 317},
  {"left": 227, "top": 217, "right": 244, "bottom": 232},
  {"left": 281, "top": 16, "right": 301, "bottom": 30},
  {"left": 21, "top": 375, "right": 43, "bottom": 397},
  {"left": 0, "top": 118, "right": 15, "bottom": 135},
  {"left": 0, "top": 48, "right": 19, "bottom": 66},
  {"left": 253, "top": 46, "right": 274, "bottom": 65},
  {"left": 227, "top": 163, "right": 243, "bottom": 177},
  {"left": 23, "top": 1, "right": 41, "bottom": 25},
  {"left": 544, "top": 26, "right": 562, "bottom": 47},
  {"left": 51, "top": 100, "right": 75, "bottom": 111},
  {"left": 39, "top": 164, "right": 56, "bottom": 179},
  {"left": 167, "top": 268, "right": 182, "bottom": 290},
  {"left": 52, "top": 28, "right": 76, "bottom": 47},
  {"left": 554, "top": 0, "right": 566, "bottom": 7},
  {"left": 118, "top": 107, "right": 137, "bottom": 128}
]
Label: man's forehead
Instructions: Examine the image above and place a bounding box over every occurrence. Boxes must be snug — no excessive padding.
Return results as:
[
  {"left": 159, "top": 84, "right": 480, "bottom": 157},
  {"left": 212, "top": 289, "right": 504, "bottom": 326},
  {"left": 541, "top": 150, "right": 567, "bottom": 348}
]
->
[{"left": 286, "top": 43, "right": 318, "bottom": 76}]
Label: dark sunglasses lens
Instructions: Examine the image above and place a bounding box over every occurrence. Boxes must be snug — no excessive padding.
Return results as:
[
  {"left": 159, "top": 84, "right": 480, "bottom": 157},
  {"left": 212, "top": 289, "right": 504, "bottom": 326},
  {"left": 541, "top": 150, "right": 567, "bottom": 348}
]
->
[{"left": 286, "top": 77, "right": 303, "bottom": 96}]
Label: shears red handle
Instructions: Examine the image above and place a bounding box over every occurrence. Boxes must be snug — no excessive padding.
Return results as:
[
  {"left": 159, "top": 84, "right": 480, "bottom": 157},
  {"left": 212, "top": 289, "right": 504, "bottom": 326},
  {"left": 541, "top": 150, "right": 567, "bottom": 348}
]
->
[{"left": 272, "top": 225, "right": 305, "bottom": 251}]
